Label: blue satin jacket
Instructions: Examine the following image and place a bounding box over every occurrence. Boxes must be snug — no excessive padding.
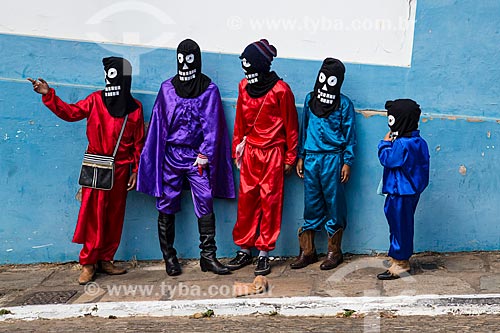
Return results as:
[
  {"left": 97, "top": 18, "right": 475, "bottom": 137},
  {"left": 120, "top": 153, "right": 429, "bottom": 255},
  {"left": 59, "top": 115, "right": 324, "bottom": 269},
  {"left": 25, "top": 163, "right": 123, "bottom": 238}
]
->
[
  {"left": 298, "top": 93, "right": 356, "bottom": 166},
  {"left": 378, "top": 130, "right": 430, "bottom": 195}
]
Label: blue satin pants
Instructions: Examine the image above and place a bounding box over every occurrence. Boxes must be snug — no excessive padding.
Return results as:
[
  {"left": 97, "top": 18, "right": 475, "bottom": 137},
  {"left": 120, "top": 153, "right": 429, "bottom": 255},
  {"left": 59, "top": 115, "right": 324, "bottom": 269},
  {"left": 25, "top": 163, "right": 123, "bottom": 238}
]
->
[
  {"left": 384, "top": 194, "right": 420, "bottom": 260},
  {"left": 302, "top": 153, "right": 346, "bottom": 236}
]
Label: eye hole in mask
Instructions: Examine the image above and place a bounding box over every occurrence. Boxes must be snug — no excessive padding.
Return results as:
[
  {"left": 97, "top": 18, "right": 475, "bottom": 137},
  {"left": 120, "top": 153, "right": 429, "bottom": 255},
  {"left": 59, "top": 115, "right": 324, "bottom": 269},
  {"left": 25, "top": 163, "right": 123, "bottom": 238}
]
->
[
  {"left": 242, "top": 58, "right": 251, "bottom": 68},
  {"left": 327, "top": 76, "right": 337, "bottom": 87},
  {"left": 185, "top": 54, "right": 195, "bottom": 64},
  {"left": 318, "top": 72, "right": 326, "bottom": 83},
  {"left": 388, "top": 115, "right": 396, "bottom": 126},
  {"left": 107, "top": 68, "right": 117, "bottom": 79}
]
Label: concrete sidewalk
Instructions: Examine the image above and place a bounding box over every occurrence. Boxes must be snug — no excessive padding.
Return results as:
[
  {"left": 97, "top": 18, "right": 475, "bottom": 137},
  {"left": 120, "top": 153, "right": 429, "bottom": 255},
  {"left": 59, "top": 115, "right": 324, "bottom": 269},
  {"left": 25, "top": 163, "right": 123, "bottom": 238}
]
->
[{"left": 0, "top": 252, "right": 499, "bottom": 320}]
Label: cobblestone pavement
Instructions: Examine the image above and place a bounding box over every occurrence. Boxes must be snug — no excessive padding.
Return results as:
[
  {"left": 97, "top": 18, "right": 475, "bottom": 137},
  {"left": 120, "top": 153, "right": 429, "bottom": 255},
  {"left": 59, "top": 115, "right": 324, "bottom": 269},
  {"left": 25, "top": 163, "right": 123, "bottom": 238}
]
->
[
  {"left": 1, "top": 252, "right": 499, "bottom": 331},
  {"left": 0, "top": 314, "right": 499, "bottom": 333},
  {"left": 1, "top": 252, "right": 499, "bottom": 307}
]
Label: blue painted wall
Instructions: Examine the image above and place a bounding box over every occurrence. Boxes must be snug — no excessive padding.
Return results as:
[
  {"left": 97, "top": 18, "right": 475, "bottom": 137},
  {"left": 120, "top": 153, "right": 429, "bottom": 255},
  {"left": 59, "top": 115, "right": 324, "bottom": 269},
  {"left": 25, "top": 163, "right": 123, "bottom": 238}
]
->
[{"left": 1, "top": 0, "right": 499, "bottom": 264}]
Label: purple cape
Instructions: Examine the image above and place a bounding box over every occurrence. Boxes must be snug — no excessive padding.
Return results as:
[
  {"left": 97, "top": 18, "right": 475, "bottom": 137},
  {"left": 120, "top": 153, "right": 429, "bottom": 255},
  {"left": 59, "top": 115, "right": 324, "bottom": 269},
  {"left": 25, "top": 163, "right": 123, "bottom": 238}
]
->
[{"left": 137, "top": 79, "right": 235, "bottom": 199}]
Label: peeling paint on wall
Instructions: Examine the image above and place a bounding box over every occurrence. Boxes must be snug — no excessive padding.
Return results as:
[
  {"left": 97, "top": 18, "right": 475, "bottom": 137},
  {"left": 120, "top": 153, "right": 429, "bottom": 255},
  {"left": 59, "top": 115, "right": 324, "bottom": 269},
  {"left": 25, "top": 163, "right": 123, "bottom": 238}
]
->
[
  {"left": 358, "top": 110, "right": 385, "bottom": 118},
  {"left": 459, "top": 165, "right": 467, "bottom": 176},
  {"left": 466, "top": 118, "right": 484, "bottom": 123}
]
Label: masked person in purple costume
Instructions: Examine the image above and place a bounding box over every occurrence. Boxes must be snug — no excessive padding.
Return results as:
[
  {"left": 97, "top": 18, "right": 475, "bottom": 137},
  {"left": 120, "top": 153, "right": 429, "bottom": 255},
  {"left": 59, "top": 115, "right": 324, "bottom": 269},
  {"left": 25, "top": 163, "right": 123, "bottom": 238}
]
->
[{"left": 137, "top": 39, "right": 235, "bottom": 276}]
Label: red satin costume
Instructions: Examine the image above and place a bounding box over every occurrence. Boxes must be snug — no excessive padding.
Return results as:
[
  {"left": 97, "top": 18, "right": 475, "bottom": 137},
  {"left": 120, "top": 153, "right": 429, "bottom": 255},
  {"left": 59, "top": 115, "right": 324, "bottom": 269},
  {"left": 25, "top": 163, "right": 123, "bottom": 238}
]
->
[
  {"left": 232, "top": 80, "right": 298, "bottom": 251},
  {"left": 42, "top": 88, "right": 145, "bottom": 264}
]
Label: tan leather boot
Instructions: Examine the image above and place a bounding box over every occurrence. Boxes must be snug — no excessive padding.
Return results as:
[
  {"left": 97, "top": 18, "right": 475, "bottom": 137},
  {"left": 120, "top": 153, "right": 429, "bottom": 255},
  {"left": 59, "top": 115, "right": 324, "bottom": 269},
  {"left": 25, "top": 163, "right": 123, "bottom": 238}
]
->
[
  {"left": 290, "top": 228, "right": 318, "bottom": 269},
  {"left": 78, "top": 264, "right": 96, "bottom": 285},
  {"left": 98, "top": 261, "right": 127, "bottom": 275},
  {"left": 320, "top": 228, "right": 344, "bottom": 270}
]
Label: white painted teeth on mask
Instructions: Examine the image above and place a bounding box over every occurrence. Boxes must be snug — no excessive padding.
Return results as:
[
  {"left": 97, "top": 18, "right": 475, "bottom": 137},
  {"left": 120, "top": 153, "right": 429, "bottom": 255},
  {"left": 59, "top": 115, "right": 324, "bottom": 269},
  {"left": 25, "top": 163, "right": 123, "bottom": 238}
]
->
[
  {"left": 319, "top": 98, "right": 334, "bottom": 104},
  {"left": 104, "top": 91, "right": 120, "bottom": 97},
  {"left": 179, "top": 74, "right": 196, "bottom": 81},
  {"left": 248, "top": 78, "right": 258, "bottom": 84},
  {"left": 105, "top": 86, "right": 121, "bottom": 92},
  {"left": 317, "top": 89, "right": 334, "bottom": 99},
  {"left": 246, "top": 73, "right": 258, "bottom": 79},
  {"left": 179, "top": 69, "right": 197, "bottom": 76}
]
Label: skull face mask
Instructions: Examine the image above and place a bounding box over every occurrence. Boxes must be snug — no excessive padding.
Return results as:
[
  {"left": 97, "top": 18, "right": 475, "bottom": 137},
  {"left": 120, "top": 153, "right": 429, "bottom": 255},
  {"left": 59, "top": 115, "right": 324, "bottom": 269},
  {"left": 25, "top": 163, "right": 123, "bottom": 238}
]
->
[
  {"left": 385, "top": 99, "right": 421, "bottom": 139},
  {"left": 239, "top": 39, "right": 277, "bottom": 85},
  {"left": 240, "top": 57, "right": 259, "bottom": 84},
  {"left": 177, "top": 39, "right": 201, "bottom": 82},
  {"left": 309, "top": 58, "right": 345, "bottom": 118},
  {"left": 102, "top": 56, "right": 138, "bottom": 118},
  {"left": 239, "top": 39, "right": 280, "bottom": 98},
  {"left": 171, "top": 39, "right": 211, "bottom": 99}
]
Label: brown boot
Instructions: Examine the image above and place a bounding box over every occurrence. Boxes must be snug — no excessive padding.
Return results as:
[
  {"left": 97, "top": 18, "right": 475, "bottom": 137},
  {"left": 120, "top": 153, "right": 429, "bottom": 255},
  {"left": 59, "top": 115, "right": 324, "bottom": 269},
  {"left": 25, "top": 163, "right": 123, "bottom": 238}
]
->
[
  {"left": 78, "top": 264, "right": 96, "bottom": 285},
  {"left": 290, "top": 228, "right": 318, "bottom": 269},
  {"left": 320, "top": 229, "right": 344, "bottom": 270},
  {"left": 97, "top": 261, "right": 127, "bottom": 275}
]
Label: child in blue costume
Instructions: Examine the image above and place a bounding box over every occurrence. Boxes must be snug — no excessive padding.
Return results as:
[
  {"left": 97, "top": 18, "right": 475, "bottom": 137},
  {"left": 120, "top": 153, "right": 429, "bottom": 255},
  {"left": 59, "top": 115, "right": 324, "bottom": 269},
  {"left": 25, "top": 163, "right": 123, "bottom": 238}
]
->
[
  {"left": 377, "top": 99, "right": 430, "bottom": 280},
  {"left": 291, "top": 58, "right": 356, "bottom": 270}
]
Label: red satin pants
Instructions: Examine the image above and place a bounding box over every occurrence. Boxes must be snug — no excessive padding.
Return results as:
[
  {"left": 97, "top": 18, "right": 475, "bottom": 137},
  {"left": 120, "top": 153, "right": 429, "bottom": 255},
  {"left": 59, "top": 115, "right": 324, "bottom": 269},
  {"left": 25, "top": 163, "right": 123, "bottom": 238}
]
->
[
  {"left": 73, "top": 164, "right": 129, "bottom": 265},
  {"left": 233, "top": 144, "right": 285, "bottom": 252}
]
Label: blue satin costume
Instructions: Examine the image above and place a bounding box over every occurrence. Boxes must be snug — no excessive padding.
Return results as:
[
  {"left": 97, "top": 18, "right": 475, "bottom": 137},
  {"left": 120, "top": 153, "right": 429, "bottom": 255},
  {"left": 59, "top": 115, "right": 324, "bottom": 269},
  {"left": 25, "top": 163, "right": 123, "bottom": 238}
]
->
[
  {"left": 298, "top": 93, "right": 356, "bottom": 236},
  {"left": 378, "top": 131, "right": 429, "bottom": 260}
]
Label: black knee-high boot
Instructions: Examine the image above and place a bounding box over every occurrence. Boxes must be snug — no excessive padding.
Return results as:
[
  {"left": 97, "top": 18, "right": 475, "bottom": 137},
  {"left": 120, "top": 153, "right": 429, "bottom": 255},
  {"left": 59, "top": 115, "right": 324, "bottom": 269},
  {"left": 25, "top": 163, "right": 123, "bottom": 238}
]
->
[
  {"left": 198, "top": 213, "right": 230, "bottom": 275},
  {"left": 158, "top": 212, "right": 182, "bottom": 276}
]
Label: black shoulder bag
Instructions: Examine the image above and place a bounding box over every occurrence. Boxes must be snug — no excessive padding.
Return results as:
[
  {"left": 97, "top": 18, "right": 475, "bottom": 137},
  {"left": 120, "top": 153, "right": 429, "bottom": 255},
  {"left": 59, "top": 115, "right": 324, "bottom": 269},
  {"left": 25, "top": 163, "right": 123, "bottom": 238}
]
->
[{"left": 78, "top": 115, "right": 128, "bottom": 190}]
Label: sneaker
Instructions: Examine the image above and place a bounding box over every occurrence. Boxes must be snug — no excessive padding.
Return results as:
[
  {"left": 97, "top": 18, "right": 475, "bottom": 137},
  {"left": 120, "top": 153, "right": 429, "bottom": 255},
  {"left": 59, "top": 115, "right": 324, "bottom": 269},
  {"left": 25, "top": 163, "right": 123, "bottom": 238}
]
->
[
  {"left": 226, "top": 251, "right": 253, "bottom": 271},
  {"left": 254, "top": 256, "right": 271, "bottom": 276}
]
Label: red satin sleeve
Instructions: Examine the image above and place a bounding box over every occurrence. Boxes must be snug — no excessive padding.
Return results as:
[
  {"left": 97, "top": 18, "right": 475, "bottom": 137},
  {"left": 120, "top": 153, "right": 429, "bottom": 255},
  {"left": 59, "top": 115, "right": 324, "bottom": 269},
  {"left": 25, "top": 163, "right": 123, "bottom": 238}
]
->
[
  {"left": 232, "top": 85, "right": 247, "bottom": 158},
  {"left": 41, "top": 88, "right": 92, "bottom": 121},
  {"left": 278, "top": 82, "right": 299, "bottom": 165}
]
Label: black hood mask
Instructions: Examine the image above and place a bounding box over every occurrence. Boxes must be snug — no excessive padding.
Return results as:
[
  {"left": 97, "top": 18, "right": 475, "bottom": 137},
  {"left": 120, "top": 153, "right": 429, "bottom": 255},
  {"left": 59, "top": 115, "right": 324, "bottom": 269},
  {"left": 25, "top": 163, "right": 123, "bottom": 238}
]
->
[
  {"left": 171, "top": 39, "right": 211, "bottom": 98},
  {"left": 385, "top": 99, "right": 421, "bottom": 138},
  {"left": 240, "top": 39, "right": 280, "bottom": 98},
  {"left": 309, "top": 58, "right": 345, "bottom": 118},
  {"left": 102, "top": 56, "right": 138, "bottom": 118}
]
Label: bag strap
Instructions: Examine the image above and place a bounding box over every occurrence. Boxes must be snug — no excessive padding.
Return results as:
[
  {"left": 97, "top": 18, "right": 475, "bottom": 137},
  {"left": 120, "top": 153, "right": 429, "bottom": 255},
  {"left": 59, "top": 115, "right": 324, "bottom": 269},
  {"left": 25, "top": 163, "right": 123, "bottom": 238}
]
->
[
  {"left": 245, "top": 92, "right": 269, "bottom": 136},
  {"left": 112, "top": 114, "right": 129, "bottom": 158}
]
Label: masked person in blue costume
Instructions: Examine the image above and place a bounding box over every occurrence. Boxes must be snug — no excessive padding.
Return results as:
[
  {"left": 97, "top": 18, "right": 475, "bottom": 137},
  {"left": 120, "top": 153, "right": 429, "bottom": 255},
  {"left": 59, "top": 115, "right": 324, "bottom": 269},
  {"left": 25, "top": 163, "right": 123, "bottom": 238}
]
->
[
  {"left": 377, "top": 99, "right": 430, "bottom": 280},
  {"left": 291, "top": 58, "right": 356, "bottom": 271}
]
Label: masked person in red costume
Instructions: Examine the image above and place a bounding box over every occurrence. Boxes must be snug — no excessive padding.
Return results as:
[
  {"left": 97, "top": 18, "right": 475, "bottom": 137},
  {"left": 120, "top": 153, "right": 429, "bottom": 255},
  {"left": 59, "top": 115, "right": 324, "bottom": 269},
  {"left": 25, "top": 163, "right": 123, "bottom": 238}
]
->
[
  {"left": 28, "top": 57, "right": 145, "bottom": 285},
  {"left": 227, "top": 39, "right": 299, "bottom": 276}
]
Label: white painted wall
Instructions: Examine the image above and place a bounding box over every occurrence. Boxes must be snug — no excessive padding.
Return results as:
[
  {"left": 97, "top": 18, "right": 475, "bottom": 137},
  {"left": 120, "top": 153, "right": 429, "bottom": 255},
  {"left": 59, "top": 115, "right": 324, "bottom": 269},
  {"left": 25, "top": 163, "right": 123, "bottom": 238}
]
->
[{"left": 1, "top": 0, "right": 416, "bottom": 67}]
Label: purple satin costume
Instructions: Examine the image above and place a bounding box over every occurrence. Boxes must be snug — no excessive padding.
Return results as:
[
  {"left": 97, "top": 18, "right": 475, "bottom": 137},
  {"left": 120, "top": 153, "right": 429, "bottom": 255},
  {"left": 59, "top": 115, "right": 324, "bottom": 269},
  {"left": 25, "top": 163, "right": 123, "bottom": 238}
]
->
[{"left": 137, "top": 79, "right": 235, "bottom": 217}]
